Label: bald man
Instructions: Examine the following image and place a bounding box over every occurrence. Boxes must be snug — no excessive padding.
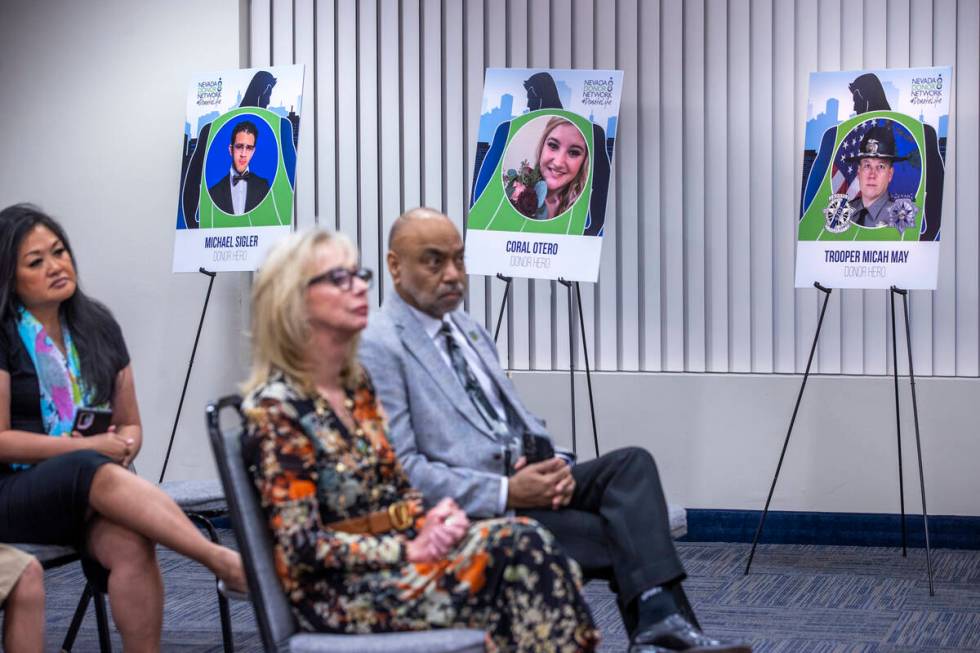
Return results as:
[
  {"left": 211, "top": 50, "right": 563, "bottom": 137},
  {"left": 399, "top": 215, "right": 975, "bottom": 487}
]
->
[{"left": 359, "top": 208, "right": 749, "bottom": 653}]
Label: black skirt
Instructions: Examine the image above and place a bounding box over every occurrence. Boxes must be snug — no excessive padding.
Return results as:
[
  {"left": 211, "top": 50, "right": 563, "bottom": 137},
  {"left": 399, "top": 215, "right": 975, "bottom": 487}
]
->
[{"left": 0, "top": 450, "right": 114, "bottom": 589}]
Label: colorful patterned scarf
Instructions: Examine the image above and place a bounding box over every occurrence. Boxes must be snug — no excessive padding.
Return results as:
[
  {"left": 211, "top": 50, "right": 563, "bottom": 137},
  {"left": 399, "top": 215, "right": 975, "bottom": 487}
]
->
[{"left": 15, "top": 305, "right": 86, "bottom": 437}]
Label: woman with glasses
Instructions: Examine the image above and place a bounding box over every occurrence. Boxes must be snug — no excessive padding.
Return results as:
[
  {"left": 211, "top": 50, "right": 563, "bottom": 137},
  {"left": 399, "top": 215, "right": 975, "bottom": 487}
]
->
[{"left": 241, "top": 228, "right": 598, "bottom": 652}]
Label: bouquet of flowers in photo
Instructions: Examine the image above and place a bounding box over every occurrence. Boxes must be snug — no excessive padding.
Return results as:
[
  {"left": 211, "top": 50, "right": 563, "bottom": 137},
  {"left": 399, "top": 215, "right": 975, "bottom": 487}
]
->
[{"left": 503, "top": 160, "right": 548, "bottom": 220}]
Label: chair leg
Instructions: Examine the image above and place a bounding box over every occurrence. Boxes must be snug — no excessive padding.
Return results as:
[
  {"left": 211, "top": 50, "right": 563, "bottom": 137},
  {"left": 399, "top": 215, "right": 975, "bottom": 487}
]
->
[
  {"left": 186, "top": 512, "right": 235, "bottom": 653},
  {"left": 93, "top": 588, "right": 112, "bottom": 653},
  {"left": 217, "top": 583, "right": 233, "bottom": 653},
  {"left": 60, "top": 584, "right": 93, "bottom": 652}
]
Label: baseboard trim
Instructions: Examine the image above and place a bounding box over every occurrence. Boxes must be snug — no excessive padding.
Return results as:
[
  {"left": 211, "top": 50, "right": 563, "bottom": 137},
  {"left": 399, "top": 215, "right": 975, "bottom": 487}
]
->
[
  {"left": 214, "top": 509, "right": 979, "bottom": 550},
  {"left": 681, "top": 509, "right": 980, "bottom": 550}
]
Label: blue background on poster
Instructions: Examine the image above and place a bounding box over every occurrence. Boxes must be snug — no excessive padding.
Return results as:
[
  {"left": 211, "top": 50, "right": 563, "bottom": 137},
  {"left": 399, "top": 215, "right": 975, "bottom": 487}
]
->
[
  {"left": 204, "top": 113, "right": 279, "bottom": 192},
  {"left": 834, "top": 118, "right": 921, "bottom": 199}
]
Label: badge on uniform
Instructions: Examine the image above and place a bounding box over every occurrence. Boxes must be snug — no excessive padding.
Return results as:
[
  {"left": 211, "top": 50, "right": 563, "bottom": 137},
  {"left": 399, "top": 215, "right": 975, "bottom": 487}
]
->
[
  {"left": 887, "top": 198, "right": 918, "bottom": 234},
  {"left": 823, "top": 194, "right": 853, "bottom": 233}
]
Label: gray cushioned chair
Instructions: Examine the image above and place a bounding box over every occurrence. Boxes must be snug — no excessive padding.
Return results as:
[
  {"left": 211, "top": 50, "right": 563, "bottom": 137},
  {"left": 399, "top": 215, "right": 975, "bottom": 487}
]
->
[
  {"left": 11, "top": 481, "right": 233, "bottom": 653},
  {"left": 668, "top": 503, "right": 687, "bottom": 539},
  {"left": 16, "top": 484, "right": 235, "bottom": 652},
  {"left": 206, "top": 395, "right": 485, "bottom": 653},
  {"left": 159, "top": 478, "right": 234, "bottom": 652},
  {"left": 13, "top": 543, "right": 111, "bottom": 652}
]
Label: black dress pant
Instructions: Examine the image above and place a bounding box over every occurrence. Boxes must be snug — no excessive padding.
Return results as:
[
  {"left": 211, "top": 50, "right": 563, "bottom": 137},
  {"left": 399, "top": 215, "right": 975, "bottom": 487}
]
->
[{"left": 520, "top": 446, "right": 687, "bottom": 634}]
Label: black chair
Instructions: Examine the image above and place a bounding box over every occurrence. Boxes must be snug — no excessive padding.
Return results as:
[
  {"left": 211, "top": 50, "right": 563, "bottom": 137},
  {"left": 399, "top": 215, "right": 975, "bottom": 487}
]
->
[
  {"left": 12, "top": 543, "right": 111, "bottom": 653},
  {"left": 207, "top": 395, "right": 485, "bottom": 653},
  {"left": 126, "top": 455, "right": 234, "bottom": 653},
  {"left": 159, "top": 479, "right": 233, "bottom": 653},
  {"left": 21, "top": 480, "right": 235, "bottom": 653}
]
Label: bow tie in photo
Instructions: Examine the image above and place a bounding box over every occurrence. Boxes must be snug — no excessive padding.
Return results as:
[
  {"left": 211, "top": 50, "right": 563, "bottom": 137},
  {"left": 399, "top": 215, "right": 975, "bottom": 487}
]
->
[{"left": 233, "top": 171, "right": 251, "bottom": 185}]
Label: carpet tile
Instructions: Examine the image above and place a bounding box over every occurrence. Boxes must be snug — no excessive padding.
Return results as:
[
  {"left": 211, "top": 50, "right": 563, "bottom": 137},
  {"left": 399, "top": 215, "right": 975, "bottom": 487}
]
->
[{"left": 36, "top": 535, "right": 980, "bottom": 652}]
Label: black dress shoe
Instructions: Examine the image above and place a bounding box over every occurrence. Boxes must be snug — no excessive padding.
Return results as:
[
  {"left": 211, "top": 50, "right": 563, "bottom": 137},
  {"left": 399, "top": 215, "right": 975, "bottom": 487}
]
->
[{"left": 628, "top": 613, "right": 752, "bottom": 652}]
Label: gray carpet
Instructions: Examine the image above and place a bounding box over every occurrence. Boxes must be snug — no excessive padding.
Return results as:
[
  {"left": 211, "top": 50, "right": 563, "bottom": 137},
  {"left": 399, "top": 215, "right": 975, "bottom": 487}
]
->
[{"left": 38, "top": 534, "right": 980, "bottom": 652}]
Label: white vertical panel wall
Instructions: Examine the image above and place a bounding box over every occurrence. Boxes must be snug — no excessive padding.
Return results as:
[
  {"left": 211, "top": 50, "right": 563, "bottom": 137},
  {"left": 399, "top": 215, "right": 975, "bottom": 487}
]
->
[{"left": 255, "top": 0, "right": 980, "bottom": 378}]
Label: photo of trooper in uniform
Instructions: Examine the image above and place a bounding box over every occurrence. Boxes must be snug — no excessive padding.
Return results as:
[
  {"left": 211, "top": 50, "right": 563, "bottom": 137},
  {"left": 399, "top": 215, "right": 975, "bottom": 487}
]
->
[
  {"left": 794, "top": 66, "right": 950, "bottom": 290},
  {"left": 844, "top": 124, "right": 916, "bottom": 232}
]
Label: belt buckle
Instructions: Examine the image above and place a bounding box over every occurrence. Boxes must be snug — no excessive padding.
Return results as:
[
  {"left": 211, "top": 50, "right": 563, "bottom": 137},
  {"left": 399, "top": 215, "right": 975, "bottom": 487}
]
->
[{"left": 387, "top": 502, "right": 413, "bottom": 531}]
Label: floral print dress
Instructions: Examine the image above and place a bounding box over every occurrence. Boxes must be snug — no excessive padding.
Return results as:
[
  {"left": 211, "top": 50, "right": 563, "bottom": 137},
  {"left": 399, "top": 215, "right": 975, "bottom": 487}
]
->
[{"left": 242, "top": 372, "right": 598, "bottom": 653}]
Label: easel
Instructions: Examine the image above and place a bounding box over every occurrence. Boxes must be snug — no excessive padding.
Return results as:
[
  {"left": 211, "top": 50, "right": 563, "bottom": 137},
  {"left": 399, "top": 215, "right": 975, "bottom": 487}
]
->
[
  {"left": 159, "top": 267, "right": 216, "bottom": 483},
  {"left": 492, "top": 273, "right": 600, "bottom": 459},
  {"left": 744, "top": 282, "right": 935, "bottom": 595}
]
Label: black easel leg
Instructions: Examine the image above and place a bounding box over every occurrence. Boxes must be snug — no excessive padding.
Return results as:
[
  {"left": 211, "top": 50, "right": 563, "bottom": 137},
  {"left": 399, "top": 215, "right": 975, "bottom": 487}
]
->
[
  {"left": 898, "top": 289, "right": 935, "bottom": 596},
  {"left": 745, "top": 282, "right": 832, "bottom": 575},
  {"left": 493, "top": 273, "right": 513, "bottom": 343},
  {"left": 890, "top": 289, "right": 908, "bottom": 557},
  {"left": 159, "top": 268, "right": 217, "bottom": 484},
  {"left": 574, "top": 282, "right": 600, "bottom": 458},
  {"left": 558, "top": 278, "right": 577, "bottom": 457}
]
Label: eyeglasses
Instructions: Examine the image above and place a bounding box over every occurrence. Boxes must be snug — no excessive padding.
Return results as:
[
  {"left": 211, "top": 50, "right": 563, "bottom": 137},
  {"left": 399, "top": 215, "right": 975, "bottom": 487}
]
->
[
  {"left": 233, "top": 143, "right": 256, "bottom": 152},
  {"left": 308, "top": 266, "right": 374, "bottom": 291}
]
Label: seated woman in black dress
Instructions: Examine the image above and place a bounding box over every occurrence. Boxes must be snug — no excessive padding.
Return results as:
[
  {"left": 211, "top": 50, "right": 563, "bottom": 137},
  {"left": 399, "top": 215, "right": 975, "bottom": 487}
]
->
[
  {"left": 241, "top": 228, "right": 599, "bottom": 652},
  {"left": 0, "top": 204, "right": 246, "bottom": 650}
]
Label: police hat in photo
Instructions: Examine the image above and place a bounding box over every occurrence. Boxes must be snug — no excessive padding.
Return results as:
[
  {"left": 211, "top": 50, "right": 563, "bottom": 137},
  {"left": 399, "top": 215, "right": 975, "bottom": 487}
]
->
[{"left": 845, "top": 124, "right": 908, "bottom": 163}]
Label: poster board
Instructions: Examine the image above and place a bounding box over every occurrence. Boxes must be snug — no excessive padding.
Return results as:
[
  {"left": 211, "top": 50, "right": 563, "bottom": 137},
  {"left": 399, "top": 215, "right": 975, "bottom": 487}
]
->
[
  {"left": 465, "top": 69, "right": 624, "bottom": 282},
  {"left": 796, "top": 67, "right": 951, "bottom": 289},
  {"left": 173, "top": 65, "right": 304, "bottom": 272}
]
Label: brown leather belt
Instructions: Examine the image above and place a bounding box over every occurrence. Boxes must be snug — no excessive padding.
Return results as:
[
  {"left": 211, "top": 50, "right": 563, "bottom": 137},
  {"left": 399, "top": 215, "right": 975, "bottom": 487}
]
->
[{"left": 328, "top": 501, "right": 417, "bottom": 535}]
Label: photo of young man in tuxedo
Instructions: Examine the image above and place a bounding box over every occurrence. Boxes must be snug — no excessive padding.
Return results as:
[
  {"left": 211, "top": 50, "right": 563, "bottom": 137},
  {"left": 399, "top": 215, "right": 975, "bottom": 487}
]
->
[{"left": 207, "top": 120, "right": 271, "bottom": 216}]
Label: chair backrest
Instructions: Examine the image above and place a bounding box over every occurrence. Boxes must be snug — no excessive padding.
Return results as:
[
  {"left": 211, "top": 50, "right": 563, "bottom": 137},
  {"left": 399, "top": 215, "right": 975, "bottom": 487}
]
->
[{"left": 207, "top": 395, "right": 298, "bottom": 653}]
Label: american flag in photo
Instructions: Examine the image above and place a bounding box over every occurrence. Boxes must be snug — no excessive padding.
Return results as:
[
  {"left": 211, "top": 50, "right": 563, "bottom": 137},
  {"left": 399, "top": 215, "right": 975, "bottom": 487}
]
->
[{"left": 831, "top": 118, "right": 879, "bottom": 198}]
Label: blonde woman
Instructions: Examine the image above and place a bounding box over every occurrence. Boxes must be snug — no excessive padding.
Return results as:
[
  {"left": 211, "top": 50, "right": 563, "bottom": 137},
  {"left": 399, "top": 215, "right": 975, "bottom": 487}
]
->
[
  {"left": 535, "top": 116, "right": 590, "bottom": 219},
  {"left": 241, "top": 228, "right": 598, "bottom": 652}
]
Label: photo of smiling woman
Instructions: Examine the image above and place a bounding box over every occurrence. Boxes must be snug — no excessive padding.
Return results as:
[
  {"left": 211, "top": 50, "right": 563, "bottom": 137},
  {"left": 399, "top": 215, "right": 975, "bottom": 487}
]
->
[{"left": 502, "top": 116, "right": 590, "bottom": 221}]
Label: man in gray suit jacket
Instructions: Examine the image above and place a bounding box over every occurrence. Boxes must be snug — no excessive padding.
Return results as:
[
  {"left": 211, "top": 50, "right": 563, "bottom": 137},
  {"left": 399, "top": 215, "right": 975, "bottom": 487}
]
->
[{"left": 359, "top": 208, "right": 749, "bottom": 653}]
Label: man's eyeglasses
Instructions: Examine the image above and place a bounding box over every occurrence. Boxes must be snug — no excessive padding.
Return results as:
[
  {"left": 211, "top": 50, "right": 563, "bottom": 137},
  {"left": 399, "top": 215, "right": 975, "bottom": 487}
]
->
[
  {"left": 308, "top": 266, "right": 374, "bottom": 291},
  {"left": 233, "top": 143, "right": 256, "bottom": 152}
]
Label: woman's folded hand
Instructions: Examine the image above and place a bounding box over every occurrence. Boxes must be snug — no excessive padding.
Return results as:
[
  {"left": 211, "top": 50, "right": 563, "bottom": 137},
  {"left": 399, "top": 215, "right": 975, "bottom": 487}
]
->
[
  {"left": 82, "top": 427, "right": 133, "bottom": 465},
  {"left": 405, "top": 498, "right": 471, "bottom": 562}
]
